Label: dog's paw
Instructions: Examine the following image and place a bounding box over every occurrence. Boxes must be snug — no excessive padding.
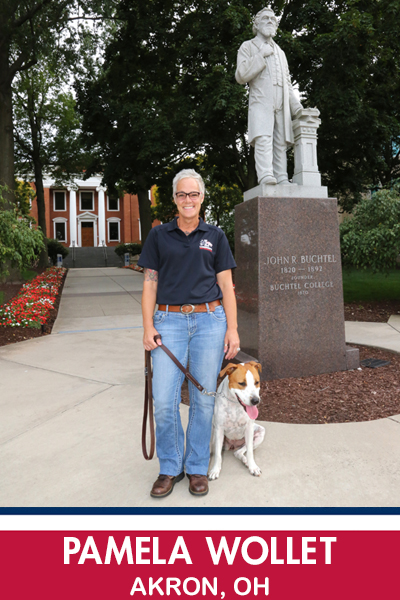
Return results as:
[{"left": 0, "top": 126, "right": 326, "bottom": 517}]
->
[
  {"left": 249, "top": 464, "right": 262, "bottom": 477},
  {"left": 208, "top": 468, "right": 221, "bottom": 480},
  {"left": 234, "top": 450, "right": 248, "bottom": 465}
]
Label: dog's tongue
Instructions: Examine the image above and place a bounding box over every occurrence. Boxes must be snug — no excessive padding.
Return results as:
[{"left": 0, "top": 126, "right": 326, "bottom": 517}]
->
[{"left": 246, "top": 404, "right": 259, "bottom": 420}]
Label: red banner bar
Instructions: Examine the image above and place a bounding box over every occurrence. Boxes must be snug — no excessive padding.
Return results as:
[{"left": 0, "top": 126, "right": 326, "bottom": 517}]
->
[{"left": 0, "top": 531, "right": 397, "bottom": 598}]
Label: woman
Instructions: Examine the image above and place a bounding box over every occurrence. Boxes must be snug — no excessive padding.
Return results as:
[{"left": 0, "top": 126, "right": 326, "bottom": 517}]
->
[{"left": 139, "top": 169, "right": 240, "bottom": 498}]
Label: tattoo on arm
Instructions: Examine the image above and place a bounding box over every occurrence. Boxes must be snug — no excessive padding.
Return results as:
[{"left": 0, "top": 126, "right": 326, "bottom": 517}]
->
[{"left": 144, "top": 268, "right": 158, "bottom": 282}]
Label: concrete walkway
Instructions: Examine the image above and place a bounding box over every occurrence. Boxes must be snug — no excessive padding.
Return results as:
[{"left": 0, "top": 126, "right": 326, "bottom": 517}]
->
[{"left": 0, "top": 267, "right": 399, "bottom": 508}]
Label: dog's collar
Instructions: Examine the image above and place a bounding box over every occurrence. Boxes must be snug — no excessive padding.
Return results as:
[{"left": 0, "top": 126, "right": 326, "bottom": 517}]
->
[
  {"left": 217, "top": 387, "right": 245, "bottom": 408},
  {"left": 216, "top": 390, "right": 237, "bottom": 403}
]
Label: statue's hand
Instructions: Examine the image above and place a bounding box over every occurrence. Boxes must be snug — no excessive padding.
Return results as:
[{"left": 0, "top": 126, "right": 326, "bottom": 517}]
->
[
  {"left": 261, "top": 43, "right": 274, "bottom": 58},
  {"left": 293, "top": 105, "right": 303, "bottom": 119}
]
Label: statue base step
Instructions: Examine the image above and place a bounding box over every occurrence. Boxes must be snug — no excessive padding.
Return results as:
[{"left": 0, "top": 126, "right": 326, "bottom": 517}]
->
[{"left": 244, "top": 183, "right": 328, "bottom": 201}]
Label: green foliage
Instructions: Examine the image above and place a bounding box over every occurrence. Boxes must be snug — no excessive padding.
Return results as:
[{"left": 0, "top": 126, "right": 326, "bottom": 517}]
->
[
  {"left": 47, "top": 239, "right": 69, "bottom": 266},
  {"left": 204, "top": 181, "right": 243, "bottom": 256},
  {"left": 0, "top": 0, "right": 79, "bottom": 192},
  {"left": 0, "top": 187, "right": 44, "bottom": 279},
  {"left": 77, "top": 1, "right": 261, "bottom": 242},
  {"left": 14, "top": 180, "right": 35, "bottom": 217},
  {"left": 340, "top": 186, "right": 400, "bottom": 273},
  {"left": 114, "top": 243, "right": 142, "bottom": 258},
  {"left": 76, "top": 0, "right": 183, "bottom": 242},
  {"left": 13, "top": 61, "right": 86, "bottom": 184},
  {"left": 278, "top": 0, "right": 400, "bottom": 210}
]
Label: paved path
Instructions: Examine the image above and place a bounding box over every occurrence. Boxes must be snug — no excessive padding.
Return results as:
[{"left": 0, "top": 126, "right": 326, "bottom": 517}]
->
[{"left": 1, "top": 268, "right": 399, "bottom": 508}]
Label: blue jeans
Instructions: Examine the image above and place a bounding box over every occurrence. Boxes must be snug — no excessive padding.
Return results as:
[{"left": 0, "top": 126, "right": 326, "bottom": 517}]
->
[{"left": 151, "top": 305, "right": 227, "bottom": 476}]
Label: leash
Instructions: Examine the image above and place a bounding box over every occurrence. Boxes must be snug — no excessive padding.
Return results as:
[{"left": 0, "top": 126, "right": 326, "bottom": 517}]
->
[
  {"left": 142, "top": 334, "right": 218, "bottom": 461},
  {"left": 142, "top": 348, "right": 155, "bottom": 460}
]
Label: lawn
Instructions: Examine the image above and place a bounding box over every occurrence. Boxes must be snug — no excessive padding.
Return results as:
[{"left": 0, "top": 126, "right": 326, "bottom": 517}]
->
[{"left": 342, "top": 268, "right": 400, "bottom": 303}]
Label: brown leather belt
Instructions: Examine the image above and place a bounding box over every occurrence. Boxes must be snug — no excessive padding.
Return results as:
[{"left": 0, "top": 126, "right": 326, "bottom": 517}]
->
[{"left": 157, "top": 300, "right": 221, "bottom": 314}]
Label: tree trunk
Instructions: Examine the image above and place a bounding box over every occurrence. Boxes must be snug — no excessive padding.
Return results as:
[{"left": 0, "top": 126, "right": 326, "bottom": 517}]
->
[
  {"left": 33, "top": 162, "right": 49, "bottom": 267},
  {"left": 0, "top": 44, "right": 15, "bottom": 207},
  {"left": 28, "top": 82, "right": 49, "bottom": 268},
  {"left": 137, "top": 180, "right": 153, "bottom": 245}
]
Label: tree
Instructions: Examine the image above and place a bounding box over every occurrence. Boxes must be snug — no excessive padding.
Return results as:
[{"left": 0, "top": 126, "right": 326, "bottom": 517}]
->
[
  {"left": 77, "top": 1, "right": 271, "bottom": 242},
  {"left": 276, "top": 0, "right": 400, "bottom": 211},
  {"left": 172, "top": 0, "right": 264, "bottom": 192},
  {"left": 77, "top": 0, "right": 184, "bottom": 244},
  {"left": 0, "top": 0, "right": 79, "bottom": 204},
  {"left": 0, "top": 185, "right": 44, "bottom": 280},
  {"left": 13, "top": 59, "right": 84, "bottom": 265}
]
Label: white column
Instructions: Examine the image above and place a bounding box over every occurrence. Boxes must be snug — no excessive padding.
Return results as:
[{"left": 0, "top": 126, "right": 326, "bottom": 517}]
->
[
  {"left": 292, "top": 108, "right": 322, "bottom": 187},
  {"left": 97, "top": 186, "right": 107, "bottom": 246},
  {"left": 68, "top": 185, "right": 78, "bottom": 247}
]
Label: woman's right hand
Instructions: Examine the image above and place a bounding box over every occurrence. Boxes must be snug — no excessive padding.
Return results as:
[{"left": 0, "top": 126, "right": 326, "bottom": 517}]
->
[{"left": 143, "top": 325, "right": 162, "bottom": 351}]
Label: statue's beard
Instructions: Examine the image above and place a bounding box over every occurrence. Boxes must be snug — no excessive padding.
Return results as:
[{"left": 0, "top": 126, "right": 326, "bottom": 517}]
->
[{"left": 259, "top": 25, "right": 275, "bottom": 38}]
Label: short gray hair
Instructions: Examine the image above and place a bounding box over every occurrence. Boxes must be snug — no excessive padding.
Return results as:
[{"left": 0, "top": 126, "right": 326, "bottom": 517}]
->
[
  {"left": 253, "top": 7, "right": 278, "bottom": 35},
  {"left": 172, "top": 169, "right": 205, "bottom": 197}
]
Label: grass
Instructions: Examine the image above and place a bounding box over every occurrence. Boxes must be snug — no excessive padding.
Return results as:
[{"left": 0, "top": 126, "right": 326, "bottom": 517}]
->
[{"left": 342, "top": 268, "right": 400, "bottom": 303}]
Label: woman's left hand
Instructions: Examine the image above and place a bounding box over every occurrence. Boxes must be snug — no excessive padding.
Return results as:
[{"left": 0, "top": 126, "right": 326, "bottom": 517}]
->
[{"left": 224, "top": 328, "right": 241, "bottom": 360}]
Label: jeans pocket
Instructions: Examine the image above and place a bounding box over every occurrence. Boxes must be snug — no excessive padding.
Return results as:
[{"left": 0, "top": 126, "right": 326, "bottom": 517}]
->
[
  {"left": 153, "top": 311, "right": 166, "bottom": 325},
  {"left": 211, "top": 305, "right": 227, "bottom": 321}
]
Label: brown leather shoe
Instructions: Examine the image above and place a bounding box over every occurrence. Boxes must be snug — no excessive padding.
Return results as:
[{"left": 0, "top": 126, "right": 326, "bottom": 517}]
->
[
  {"left": 187, "top": 474, "right": 209, "bottom": 496},
  {"left": 150, "top": 472, "right": 184, "bottom": 499}
]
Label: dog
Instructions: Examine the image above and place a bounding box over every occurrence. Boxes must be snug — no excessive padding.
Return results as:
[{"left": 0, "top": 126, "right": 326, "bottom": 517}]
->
[{"left": 208, "top": 361, "right": 265, "bottom": 479}]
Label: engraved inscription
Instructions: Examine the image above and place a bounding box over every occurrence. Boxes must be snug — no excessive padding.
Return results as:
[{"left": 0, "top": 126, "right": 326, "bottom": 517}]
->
[{"left": 265, "top": 253, "right": 337, "bottom": 296}]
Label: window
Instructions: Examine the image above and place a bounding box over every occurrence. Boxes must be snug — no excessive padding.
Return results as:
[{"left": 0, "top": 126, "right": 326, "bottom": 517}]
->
[
  {"left": 55, "top": 222, "right": 66, "bottom": 242},
  {"left": 108, "top": 221, "right": 120, "bottom": 241},
  {"left": 54, "top": 191, "right": 66, "bottom": 211},
  {"left": 108, "top": 196, "right": 119, "bottom": 211},
  {"left": 80, "top": 191, "right": 93, "bottom": 211}
]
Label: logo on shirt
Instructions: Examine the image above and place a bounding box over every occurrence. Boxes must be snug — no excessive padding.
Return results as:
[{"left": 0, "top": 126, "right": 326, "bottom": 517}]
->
[{"left": 199, "top": 239, "right": 213, "bottom": 252}]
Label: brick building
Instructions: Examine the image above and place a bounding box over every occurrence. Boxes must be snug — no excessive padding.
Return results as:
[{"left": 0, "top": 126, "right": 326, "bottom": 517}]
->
[{"left": 29, "top": 175, "right": 158, "bottom": 247}]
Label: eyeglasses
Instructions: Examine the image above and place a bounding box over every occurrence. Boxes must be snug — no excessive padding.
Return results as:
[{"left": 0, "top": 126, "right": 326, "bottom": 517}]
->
[{"left": 175, "top": 191, "right": 201, "bottom": 200}]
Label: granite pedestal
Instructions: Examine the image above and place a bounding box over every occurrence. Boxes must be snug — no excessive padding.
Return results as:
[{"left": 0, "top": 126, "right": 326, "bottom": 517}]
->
[{"left": 235, "top": 196, "right": 359, "bottom": 380}]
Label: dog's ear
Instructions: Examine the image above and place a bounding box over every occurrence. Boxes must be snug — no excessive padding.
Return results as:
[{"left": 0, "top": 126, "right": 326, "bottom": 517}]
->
[
  {"left": 248, "top": 361, "right": 262, "bottom": 374},
  {"left": 219, "top": 363, "right": 238, "bottom": 378}
]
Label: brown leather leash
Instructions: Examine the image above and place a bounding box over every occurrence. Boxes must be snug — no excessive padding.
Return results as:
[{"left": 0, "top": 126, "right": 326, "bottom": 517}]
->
[
  {"left": 142, "top": 347, "right": 155, "bottom": 460},
  {"left": 142, "top": 334, "right": 214, "bottom": 460}
]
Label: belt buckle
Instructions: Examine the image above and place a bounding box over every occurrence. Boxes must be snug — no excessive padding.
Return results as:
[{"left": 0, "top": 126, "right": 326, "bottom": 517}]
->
[{"left": 180, "top": 304, "right": 195, "bottom": 314}]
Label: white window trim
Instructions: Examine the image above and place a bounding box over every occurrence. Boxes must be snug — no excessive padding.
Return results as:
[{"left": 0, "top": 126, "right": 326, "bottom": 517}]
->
[
  {"left": 53, "top": 190, "right": 66, "bottom": 212},
  {"left": 107, "top": 195, "right": 120, "bottom": 211},
  {"left": 53, "top": 217, "right": 68, "bottom": 242},
  {"left": 79, "top": 190, "right": 94, "bottom": 212},
  {"left": 107, "top": 217, "right": 121, "bottom": 243}
]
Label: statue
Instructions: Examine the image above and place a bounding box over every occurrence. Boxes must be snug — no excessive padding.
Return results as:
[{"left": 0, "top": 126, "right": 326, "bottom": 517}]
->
[{"left": 236, "top": 7, "right": 303, "bottom": 186}]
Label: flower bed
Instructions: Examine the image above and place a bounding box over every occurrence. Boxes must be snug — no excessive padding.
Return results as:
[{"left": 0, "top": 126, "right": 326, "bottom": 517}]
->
[{"left": 0, "top": 268, "right": 66, "bottom": 329}]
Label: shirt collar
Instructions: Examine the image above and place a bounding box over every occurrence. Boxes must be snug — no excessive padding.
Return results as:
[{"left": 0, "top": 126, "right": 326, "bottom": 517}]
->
[{"left": 167, "top": 216, "right": 208, "bottom": 232}]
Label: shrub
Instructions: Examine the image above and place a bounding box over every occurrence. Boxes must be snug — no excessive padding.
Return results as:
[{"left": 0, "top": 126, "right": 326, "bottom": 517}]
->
[
  {"left": 114, "top": 242, "right": 142, "bottom": 257},
  {"left": 340, "top": 186, "right": 400, "bottom": 273},
  {"left": 47, "top": 239, "right": 69, "bottom": 265}
]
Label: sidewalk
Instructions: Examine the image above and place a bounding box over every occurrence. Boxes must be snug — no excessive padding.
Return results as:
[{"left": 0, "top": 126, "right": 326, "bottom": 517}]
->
[{"left": 0, "top": 267, "right": 399, "bottom": 508}]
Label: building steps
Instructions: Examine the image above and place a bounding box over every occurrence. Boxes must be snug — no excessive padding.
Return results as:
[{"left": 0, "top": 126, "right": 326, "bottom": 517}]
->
[{"left": 63, "top": 247, "right": 124, "bottom": 269}]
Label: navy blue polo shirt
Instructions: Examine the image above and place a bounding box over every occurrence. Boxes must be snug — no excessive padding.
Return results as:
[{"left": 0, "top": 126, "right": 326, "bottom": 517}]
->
[{"left": 138, "top": 217, "right": 236, "bottom": 305}]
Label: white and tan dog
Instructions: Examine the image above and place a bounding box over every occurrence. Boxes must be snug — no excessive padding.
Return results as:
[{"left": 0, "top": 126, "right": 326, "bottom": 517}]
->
[{"left": 208, "top": 362, "right": 265, "bottom": 479}]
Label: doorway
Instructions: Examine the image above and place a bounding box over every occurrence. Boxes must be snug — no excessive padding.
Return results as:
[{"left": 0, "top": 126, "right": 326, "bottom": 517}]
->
[{"left": 81, "top": 222, "right": 94, "bottom": 246}]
